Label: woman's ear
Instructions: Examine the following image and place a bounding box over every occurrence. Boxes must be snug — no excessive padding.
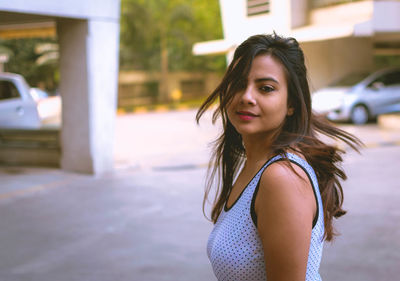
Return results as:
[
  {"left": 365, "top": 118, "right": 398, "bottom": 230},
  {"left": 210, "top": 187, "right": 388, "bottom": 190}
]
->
[{"left": 287, "top": 107, "right": 294, "bottom": 116}]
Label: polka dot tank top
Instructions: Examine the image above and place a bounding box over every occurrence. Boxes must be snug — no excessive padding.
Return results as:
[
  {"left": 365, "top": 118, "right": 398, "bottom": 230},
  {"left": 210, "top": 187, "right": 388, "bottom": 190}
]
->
[{"left": 207, "top": 153, "right": 324, "bottom": 281}]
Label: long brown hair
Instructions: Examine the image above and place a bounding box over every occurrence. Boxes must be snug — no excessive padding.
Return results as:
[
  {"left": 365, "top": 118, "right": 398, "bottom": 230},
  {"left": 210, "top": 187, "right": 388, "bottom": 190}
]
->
[{"left": 196, "top": 34, "right": 362, "bottom": 241}]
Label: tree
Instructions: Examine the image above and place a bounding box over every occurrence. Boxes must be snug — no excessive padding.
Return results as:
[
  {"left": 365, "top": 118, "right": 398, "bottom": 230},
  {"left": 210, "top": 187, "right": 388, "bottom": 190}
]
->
[
  {"left": 0, "top": 37, "right": 59, "bottom": 93},
  {"left": 120, "top": 0, "right": 226, "bottom": 102}
]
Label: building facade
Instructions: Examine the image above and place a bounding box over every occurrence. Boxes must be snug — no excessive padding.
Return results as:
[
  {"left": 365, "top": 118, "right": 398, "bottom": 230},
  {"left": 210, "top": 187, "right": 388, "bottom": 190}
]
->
[{"left": 194, "top": 0, "right": 400, "bottom": 90}]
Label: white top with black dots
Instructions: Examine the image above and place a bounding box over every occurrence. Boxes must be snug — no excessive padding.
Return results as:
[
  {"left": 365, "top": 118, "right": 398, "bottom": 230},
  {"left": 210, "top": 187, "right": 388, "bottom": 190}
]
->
[{"left": 207, "top": 153, "right": 324, "bottom": 281}]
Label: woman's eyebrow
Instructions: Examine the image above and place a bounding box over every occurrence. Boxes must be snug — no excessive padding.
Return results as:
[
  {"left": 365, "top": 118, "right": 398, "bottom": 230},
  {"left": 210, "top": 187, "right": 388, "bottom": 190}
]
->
[{"left": 254, "top": 77, "right": 279, "bottom": 84}]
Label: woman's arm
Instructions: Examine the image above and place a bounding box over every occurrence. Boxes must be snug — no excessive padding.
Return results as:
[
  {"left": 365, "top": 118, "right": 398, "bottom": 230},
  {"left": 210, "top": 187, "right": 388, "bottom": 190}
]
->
[{"left": 255, "top": 161, "right": 316, "bottom": 281}]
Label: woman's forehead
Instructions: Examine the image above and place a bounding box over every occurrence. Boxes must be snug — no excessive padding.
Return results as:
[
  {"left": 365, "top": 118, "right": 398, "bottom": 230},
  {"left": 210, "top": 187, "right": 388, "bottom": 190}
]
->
[{"left": 247, "top": 54, "right": 286, "bottom": 82}]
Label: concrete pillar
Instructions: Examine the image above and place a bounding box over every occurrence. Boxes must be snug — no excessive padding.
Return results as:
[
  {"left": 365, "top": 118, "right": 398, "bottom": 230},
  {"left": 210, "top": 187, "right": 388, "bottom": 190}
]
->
[
  {"left": 57, "top": 18, "right": 120, "bottom": 174},
  {"left": 290, "top": 0, "right": 309, "bottom": 28}
]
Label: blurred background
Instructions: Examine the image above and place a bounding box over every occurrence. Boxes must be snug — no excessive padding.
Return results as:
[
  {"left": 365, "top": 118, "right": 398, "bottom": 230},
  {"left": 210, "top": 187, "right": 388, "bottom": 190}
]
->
[{"left": 0, "top": 1, "right": 399, "bottom": 280}]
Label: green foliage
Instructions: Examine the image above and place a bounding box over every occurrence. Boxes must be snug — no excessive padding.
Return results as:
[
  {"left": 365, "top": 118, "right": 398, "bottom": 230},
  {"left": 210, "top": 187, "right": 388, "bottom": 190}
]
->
[
  {"left": 374, "top": 55, "right": 400, "bottom": 69},
  {"left": 120, "top": 0, "right": 226, "bottom": 72},
  {"left": 0, "top": 37, "right": 59, "bottom": 93},
  {"left": 0, "top": 0, "right": 225, "bottom": 95}
]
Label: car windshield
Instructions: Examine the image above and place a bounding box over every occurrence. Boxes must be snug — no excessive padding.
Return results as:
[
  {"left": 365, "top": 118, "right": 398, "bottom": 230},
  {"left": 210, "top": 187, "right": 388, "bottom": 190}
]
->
[
  {"left": 30, "top": 88, "right": 49, "bottom": 101},
  {"left": 329, "top": 72, "right": 370, "bottom": 87}
]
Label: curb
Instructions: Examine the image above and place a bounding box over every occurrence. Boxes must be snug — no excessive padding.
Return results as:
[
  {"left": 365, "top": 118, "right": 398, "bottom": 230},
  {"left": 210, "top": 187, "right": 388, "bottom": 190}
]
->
[
  {"left": 363, "top": 140, "right": 400, "bottom": 149},
  {"left": 377, "top": 113, "right": 400, "bottom": 130},
  {"left": 117, "top": 104, "right": 194, "bottom": 115}
]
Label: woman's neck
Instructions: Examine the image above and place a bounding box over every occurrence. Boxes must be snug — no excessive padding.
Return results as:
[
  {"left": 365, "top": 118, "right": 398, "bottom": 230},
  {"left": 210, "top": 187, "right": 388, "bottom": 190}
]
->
[{"left": 242, "top": 134, "right": 275, "bottom": 165}]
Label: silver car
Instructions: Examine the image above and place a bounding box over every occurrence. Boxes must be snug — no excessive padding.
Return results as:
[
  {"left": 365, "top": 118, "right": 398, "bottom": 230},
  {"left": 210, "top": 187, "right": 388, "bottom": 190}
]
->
[
  {"left": 312, "top": 68, "right": 400, "bottom": 124},
  {"left": 0, "top": 73, "right": 61, "bottom": 128}
]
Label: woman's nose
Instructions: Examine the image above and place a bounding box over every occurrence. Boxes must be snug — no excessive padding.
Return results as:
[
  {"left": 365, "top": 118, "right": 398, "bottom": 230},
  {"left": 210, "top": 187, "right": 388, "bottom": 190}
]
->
[{"left": 241, "top": 86, "right": 256, "bottom": 105}]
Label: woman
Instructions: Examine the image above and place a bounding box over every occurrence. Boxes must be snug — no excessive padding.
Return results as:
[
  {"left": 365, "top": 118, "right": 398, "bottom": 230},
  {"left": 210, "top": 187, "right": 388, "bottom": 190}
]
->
[{"left": 196, "top": 34, "right": 362, "bottom": 281}]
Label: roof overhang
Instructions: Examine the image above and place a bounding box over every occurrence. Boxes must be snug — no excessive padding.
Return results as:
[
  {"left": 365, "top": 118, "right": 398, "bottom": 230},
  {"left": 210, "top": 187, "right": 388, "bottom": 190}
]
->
[
  {"left": 0, "top": 11, "right": 56, "bottom": 39},
  {"left": 0, "top": 21, "right": 56, "bottom": 39},
  {"left": 290, "top": 22, "right": 369, "bottom": 43},
  {"left": 192, "top": 39, "right": 237, "bottom": 56},
  {"left": 193, "top": 21, "right": 373, "bottom": 56}
]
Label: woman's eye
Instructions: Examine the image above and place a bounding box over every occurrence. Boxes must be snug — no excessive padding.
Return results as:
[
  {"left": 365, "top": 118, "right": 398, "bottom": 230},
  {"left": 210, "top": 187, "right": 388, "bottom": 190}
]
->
[{"left": 260, "top": 85, "right": 274, "bottom": 92}]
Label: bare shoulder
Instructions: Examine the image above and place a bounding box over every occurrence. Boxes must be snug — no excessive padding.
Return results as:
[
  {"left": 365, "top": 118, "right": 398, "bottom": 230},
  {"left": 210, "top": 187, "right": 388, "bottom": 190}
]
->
[
  {"left": 255, "top": 159, "right": 316, "bottom": 220},
  {"left": 260, "top": 159, "right": 311, "bottom": 194}
]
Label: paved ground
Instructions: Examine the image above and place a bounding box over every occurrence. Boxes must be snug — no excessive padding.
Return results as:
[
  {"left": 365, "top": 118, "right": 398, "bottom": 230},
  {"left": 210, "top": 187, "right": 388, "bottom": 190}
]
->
[
  {"left": 1, "top": 110, "right": 399, "bottom": 281},
  {"left": 321, "top": 147, "right": 400, "bottom": 281},
  {"left": 0, "top": 166, "right": 214, "bottom": 281}
]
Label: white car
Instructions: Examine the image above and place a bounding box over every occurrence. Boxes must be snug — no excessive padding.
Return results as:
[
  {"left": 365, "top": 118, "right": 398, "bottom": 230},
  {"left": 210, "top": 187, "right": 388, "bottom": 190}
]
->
[
  {"left": 312, "top": 68, "right": 400, "bottom": 124},
  {"left": 0, "top": 72, "right": 61, "bottom": 128}
]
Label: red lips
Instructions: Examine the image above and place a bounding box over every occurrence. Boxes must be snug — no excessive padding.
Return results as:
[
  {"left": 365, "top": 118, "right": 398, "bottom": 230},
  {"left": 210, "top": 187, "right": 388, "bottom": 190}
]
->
[{"left": 237, "top": 111, "right": 258, "bottom": 121}]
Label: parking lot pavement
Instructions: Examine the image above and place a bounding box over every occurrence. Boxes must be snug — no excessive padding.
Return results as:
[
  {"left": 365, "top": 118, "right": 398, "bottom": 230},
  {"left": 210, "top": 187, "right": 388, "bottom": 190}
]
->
[
  {"left": 1, "top": 110, "right": 399, "bottom": 281},
  {"left": 113, "top": 109, "right": 220, "bottom": 170},
  {"left": 1, "top": 145, "right": 399, "bottom": 281},
  {"left": 337, "top": 123, "right": 400, "bottom": 149},
  {"left": 320, "top": 146, "right": 400, "bottom": 281},
  {"left": 0, "top": 165, "right": 217, "bottom": 281},
  {"left": 113, "top": 110, "right": 400, "bottom": 170}
]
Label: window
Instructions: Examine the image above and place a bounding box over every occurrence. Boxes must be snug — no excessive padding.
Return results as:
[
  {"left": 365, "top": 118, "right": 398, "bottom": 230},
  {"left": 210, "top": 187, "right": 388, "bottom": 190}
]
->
[
  {"left": 381, "top": 71, "right": 400, "bottom": 86},
  {"left": 330, "top": 72, "right": 370, "bottom": 87},
  {"left": 247, "top": 0, "right": 270, "bottom": 16},
  {"left": 367, "top": 71, "right": 400, "bottom": 90},
  {"left": 0, "top": 80, "right": 20, "bottom": 100},
  {"left": 369, "top": 71, "right": 400, "bottom": 87}
]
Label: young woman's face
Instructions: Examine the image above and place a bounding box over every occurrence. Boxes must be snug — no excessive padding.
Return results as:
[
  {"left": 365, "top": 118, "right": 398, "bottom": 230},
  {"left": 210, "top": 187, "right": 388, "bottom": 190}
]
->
[{"left": 227, "top": 54, "right": 293, "bottom": 139}]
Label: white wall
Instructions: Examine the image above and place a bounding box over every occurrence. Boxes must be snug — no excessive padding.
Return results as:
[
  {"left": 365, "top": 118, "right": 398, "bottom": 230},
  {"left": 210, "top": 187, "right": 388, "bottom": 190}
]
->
[
  {"left": 86, "top": 20, "right": 120, "bottom": 173},
  {"left": 219, "top": 0, "right": 311, "bottom": 44},
  {"left": 290, "top": 0, "right": 308, "bottom": 28},
  {"left": 373, "top": 0, "right": 400, "bottom": 32},
  {"left": 219, "top": 0, "right": 292, "bottom": 44}
]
